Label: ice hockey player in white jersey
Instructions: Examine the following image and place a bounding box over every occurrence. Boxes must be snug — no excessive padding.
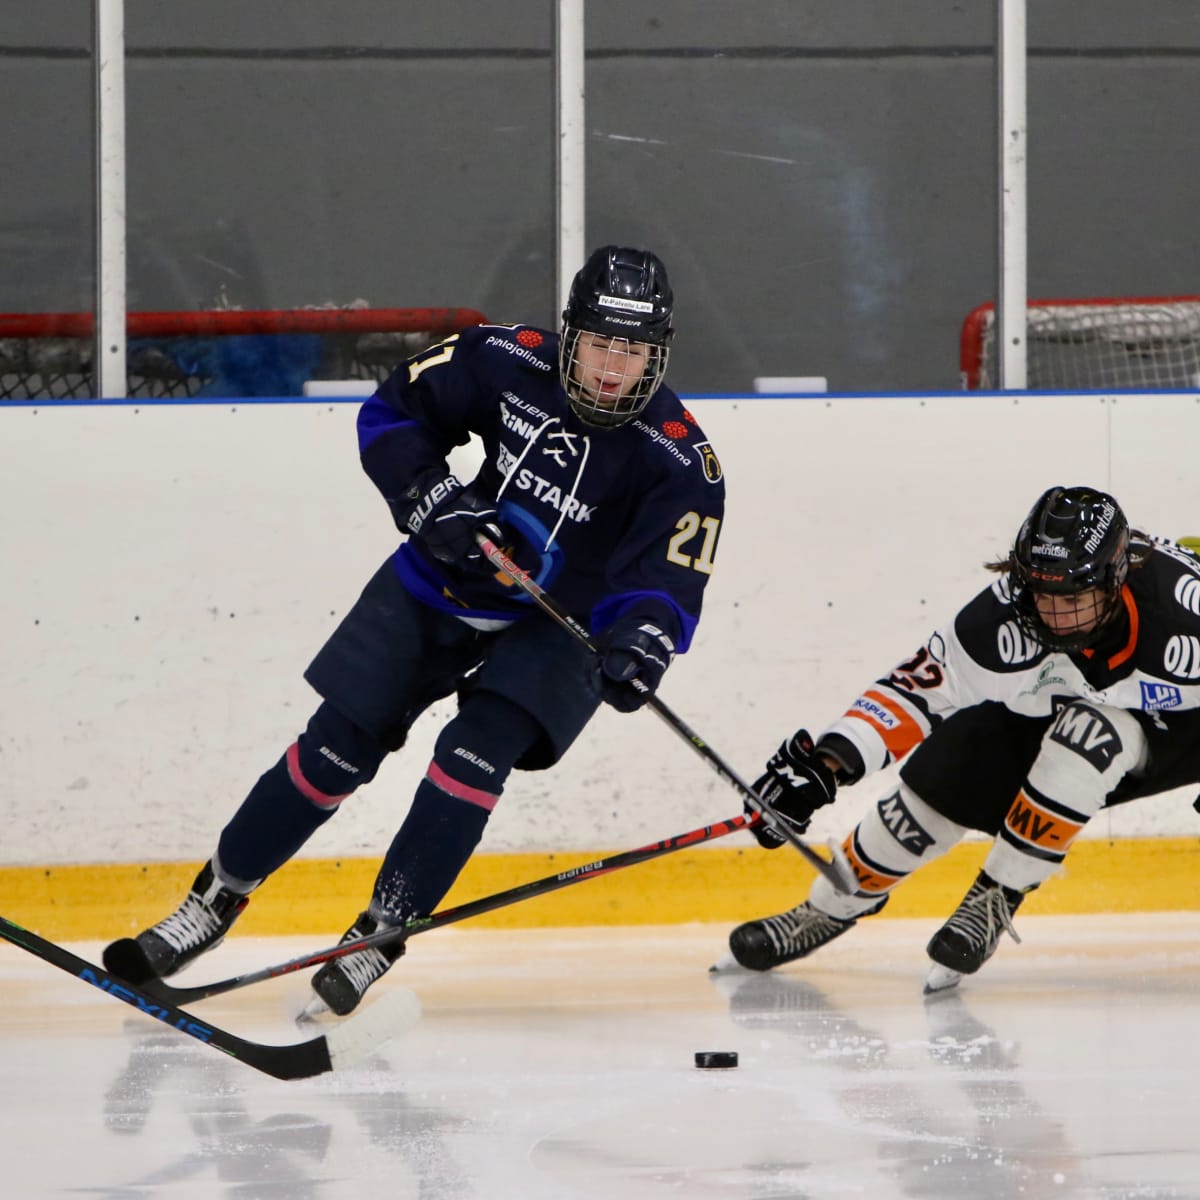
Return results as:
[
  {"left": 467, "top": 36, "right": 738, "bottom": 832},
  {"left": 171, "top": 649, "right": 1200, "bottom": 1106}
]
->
[{"left": 724, "top": 485, "right": 1200, "bottom": 991}]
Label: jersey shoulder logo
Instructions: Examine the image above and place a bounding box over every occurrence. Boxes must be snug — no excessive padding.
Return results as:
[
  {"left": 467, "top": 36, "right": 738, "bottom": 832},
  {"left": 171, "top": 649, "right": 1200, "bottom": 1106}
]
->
[
  {"left": 1141, "top": 681, "right": 1183, "bottom": 711},
  {"left": 1163, "top": 634, "right": 1200, "bottom": 680},
  {"left": 481, "top": 328, "right": 554, "bottom": 372},
  {"left": 693, "top": 440, "right": 722, "bottom": 484},
  {"left": 1173, "top": 573, "right": 1200, "bottom": 616},
  {"left": 632, "top": 419, "right": 692, "bottom": 467},
  {"left": 997, "top": 620, "right": 1041, "bottom": 666},
  {"left": 1019, "top": 660, "right": 1068, "bottom": 699},
  {"left": 956, "top": 583, "right": 1042, "bottom": 673}
]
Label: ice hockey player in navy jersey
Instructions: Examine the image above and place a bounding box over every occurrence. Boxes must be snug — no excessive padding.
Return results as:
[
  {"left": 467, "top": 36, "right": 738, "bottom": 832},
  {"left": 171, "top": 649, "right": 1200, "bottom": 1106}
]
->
[
  {"left": 104, "top": 246, "right": 725, "bottom": 1014},
  {"left": 722, "top": 486, "right": 1200, "bottom": 992}
]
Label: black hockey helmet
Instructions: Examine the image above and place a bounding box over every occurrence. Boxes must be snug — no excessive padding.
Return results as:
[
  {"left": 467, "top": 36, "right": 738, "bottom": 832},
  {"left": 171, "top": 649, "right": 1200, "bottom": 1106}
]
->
[
  {"left": 559, "top": 245, "right": 674, "bottom": 429},
  {"left": 1010, "top": 485, "right": 1131, "bottom": 650}
]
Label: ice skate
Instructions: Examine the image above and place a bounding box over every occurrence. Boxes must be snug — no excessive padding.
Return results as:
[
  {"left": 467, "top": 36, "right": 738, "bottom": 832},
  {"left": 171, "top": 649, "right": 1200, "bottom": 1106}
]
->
[
  {"left": 103, "top": 860, "right": 251, "bottom": 984},
  {"left": 307, "top": 911, "right": 406, "bottom": 1017},
  {"left": 924, "top": 870, "right": 1024, "bottom": 992},
  {"left": 720, "top": 895, "right": 888, "bottom": 972}
]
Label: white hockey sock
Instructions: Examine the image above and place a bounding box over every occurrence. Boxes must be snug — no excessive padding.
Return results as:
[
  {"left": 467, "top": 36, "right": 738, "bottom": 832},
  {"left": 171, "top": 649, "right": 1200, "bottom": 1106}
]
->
[
  {"left": 985, "top": 701, "right": 1147, "bottom": 892},
  {"left": 812, "top": 782, "right": 970, "bottom": 920},
  {"left": 211, "top": 850, "right": 263, "bottom": 896}
]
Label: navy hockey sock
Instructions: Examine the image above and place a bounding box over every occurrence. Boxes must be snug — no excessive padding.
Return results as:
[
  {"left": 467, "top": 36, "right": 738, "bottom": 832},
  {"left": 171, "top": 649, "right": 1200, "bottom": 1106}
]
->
[
  {"left": 370, "top": 779, "right": 491, "bottom": 919},
  {"left": 216, "top": 754, "right": 337, "bottom": 883},
  {"left": 370, "top": 692, "right": 540, "bottom": 919},
  {"left": 217, "top": 704, "right": 387, "bottom": 883}
]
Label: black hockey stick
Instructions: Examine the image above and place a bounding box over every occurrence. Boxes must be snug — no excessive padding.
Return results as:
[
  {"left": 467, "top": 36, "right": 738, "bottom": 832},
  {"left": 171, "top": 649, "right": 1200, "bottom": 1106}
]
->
[
  {"left": 138, "top": 811, "right": 757, "bottom": 1006},
  {"left": 475, "top": 532, "right": 858, "bottom": 895},
  {"left": 0, "top": 915, "right": 418, "bottom": 1081}
]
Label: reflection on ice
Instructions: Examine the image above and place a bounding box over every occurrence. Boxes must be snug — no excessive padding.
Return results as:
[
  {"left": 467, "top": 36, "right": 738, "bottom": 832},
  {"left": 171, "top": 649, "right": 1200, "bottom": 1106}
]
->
[{"left": 2, "top": 915, "right": 1199, "bottom": 1198}]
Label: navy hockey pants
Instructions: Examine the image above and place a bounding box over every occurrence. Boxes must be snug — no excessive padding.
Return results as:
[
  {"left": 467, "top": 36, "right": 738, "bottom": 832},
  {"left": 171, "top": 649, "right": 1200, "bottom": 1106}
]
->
[{"left": 304, "top": 558, "right": 601, "bottom": 770}]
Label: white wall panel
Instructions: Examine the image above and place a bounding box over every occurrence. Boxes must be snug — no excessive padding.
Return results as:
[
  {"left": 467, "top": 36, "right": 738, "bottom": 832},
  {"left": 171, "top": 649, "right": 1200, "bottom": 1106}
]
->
[{"left": 1, "top": 393, "right": 1197, "bottom": 866}]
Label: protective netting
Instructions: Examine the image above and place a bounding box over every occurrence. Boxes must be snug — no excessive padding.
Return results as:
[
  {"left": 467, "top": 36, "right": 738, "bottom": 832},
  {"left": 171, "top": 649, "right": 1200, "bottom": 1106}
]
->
[
  {"left": 0, "top": 307, "right": 487, "bottom": 400},
  {"left": 961, "top": 297, "right": 1200, "bottom": 390}
]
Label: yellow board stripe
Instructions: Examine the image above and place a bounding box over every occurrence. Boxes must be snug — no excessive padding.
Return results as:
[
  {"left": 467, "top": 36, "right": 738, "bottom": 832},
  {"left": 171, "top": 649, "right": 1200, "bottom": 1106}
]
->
[{"left": 2, "top": 837, "right": 1199, "bottom": 942}]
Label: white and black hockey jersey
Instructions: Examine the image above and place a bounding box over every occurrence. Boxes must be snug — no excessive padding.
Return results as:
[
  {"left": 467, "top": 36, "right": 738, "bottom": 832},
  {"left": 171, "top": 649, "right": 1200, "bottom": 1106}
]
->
[{"left": 821, "top": 540, "right": 1200, "bottom": 781}]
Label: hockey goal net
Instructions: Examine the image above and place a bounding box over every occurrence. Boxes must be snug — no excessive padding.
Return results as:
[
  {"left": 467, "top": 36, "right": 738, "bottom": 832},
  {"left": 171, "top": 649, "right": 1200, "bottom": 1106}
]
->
[
  {"left": 0, "top": 306, "right": 487, "bottom": 400},
  {"left": 960, "top": 296, "right": 1200, "bottom": 390}
]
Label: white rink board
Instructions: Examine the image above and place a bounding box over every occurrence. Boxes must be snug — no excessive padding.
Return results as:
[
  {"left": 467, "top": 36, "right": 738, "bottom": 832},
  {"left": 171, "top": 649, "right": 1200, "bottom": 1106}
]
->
[{"left": 2, "top": 392, "right": 1198, "bottom": 866}]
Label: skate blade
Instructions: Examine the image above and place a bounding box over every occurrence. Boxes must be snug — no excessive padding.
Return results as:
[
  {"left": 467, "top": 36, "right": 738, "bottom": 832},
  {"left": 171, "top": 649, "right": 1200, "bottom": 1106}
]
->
[
  {"left": 296, "top": 992, "right": 333, "bottom": 1024},
  {"left": 708, "top": 951, "right": 750, "bottom": 974},
  {"left": 923, "top": 963, "right": 963, "bottom": 995}
]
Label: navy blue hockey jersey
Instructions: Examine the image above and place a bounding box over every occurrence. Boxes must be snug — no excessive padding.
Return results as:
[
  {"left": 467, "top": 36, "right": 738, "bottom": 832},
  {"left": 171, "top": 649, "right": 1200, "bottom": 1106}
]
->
[{"left": 356, "top": 323, "right": 725, "bottom": 651}]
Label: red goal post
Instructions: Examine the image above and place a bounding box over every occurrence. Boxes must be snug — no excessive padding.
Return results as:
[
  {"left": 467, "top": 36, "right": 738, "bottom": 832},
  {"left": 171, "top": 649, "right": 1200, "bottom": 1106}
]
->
[
  {"left": 0, "top": 306, "right": 488, "bottom": 400},
  {"left": 960, "top": 295, "right": 1200, "bottom": 391}
]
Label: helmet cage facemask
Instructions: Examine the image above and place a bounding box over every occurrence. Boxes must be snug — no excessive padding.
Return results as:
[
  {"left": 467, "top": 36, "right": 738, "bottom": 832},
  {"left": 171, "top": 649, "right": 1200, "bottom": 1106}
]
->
[
  {"left": 1011, "top": 576, "right": 1126, "bottom": 651},
  {"left": 559, "top": 327, "right": 670, "bottom": 429},
  {"left": 1010, "top": 495, "right": 1131, "bottom": 651}
]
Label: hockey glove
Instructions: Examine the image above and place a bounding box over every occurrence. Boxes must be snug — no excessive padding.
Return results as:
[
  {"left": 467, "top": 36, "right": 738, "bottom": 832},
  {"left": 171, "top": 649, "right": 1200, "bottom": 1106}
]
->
[
  {"left": 594, "top": 616, "right": 676, "bottom": 713},
  {"left": 402, "top": 470, "right": 504, "bottom": 575},
  {"left": 749, "top": 729, "right": 837, "bottom": 849}
]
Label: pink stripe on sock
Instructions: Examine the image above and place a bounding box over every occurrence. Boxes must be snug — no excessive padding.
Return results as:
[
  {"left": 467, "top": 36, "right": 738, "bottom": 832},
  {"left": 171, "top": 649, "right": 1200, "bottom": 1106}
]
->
[
  {"left": 427, "top": 760, "right": 500, "bottom": 811},
  {"left": 286, "top": 742, "right": 349, "bottom": 809}
]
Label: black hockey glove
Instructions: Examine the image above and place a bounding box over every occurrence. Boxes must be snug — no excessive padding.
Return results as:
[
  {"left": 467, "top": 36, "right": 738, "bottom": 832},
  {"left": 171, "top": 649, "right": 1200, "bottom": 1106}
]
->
[
  {"left": 402, "top": 470, "right": 504, "bottom": 576},
  {"left": 594, "top": 616, "right": 676, "bottom": 713},
  {"left": 749, "top": 729, "right": 838, "bottom": 849}
]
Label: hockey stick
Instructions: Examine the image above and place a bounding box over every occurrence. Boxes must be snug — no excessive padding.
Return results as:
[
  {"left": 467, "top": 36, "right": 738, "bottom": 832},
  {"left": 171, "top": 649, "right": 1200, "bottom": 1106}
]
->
[
  {"left": 138, "top": 811, "right": 757, "bottom": 1006},
  {"left": 475, "top": 533, "right": 857, "bottom": 895},
  {"left": 0, "top": 915, "right": 419, "bottom": 1081}
]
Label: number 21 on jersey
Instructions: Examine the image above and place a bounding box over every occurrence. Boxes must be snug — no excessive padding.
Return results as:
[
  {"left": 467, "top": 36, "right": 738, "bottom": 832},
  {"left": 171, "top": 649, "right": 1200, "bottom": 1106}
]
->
[{"left": 667, "top": 512, "right": 721, "bottom": 574}]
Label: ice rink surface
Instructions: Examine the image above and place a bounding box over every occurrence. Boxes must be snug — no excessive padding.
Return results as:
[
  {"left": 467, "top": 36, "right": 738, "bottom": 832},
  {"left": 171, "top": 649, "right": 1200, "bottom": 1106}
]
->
[{"left": 4, "top": 913, "right": 1200, "bottom": 1199}]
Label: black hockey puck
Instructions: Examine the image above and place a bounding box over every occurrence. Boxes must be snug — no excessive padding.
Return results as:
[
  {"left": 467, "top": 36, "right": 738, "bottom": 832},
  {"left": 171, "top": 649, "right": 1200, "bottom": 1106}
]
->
[{"left": 694, "top": 1050, "right": 738, "bottom": 1069}]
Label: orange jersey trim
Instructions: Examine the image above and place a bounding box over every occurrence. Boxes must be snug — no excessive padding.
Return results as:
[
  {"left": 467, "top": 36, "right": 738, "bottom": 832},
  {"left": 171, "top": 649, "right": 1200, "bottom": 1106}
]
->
[
  {"left": 1106, "top": 585, "right": 1139, "bottom": 670},
  {"left": 1079, "top": 584, "right": 1138, "bottom": 668},
  {"left": 843, "top": 688, "right": 925, "bottom": 762}
]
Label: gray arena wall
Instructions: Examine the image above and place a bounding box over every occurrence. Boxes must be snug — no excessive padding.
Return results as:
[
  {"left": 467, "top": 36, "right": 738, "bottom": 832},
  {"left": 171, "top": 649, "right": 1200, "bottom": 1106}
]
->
[{"left": 3, "top": 1, "right": 1199, "bottom": 394}]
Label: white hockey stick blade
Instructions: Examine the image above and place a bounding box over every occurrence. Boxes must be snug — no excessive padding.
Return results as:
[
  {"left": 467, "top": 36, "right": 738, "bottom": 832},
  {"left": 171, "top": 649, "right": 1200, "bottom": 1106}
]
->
[
  {"left": 923, "top": 963, "right": 963, "bottom": 996},
  {"left": 323, "top": 988, "right": 422, "bottom": 1071}
]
